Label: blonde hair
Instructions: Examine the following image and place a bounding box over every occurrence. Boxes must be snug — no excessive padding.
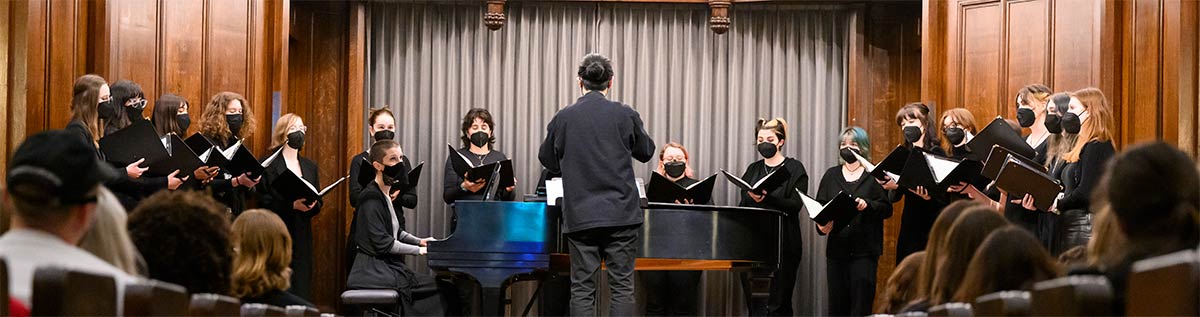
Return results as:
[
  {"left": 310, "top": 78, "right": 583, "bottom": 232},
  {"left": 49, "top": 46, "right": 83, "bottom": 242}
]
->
[
  {"left": 1063, "top": 88, "right": 1114, "bottom": 163},
  {"left": 231, "top": 209, "right": 292, "bottom": 298},
  {"left": 756, "top": 118, "right": 788, "bottom": 140},
  {"left": 940, "top": 108, "right": 978, "bottom": 154},
  {"left": 79, "top": 186, "right": 146, "bottom": 276},
  {"left": 656, "top": 142, "right": 694, "bottom": 179},
  {"left": 270, "top": 113, "right": 303, "bottom": 150}
]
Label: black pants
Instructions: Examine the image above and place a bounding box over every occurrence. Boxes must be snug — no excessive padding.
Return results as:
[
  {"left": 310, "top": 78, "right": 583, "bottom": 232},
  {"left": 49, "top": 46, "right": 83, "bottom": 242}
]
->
[
  {"left": 566, "top": 224, "right": 640, "bottom": 316},
  {"left": 826, "top": 256, "right": 878, "bottom": 317},
  {"left": 640, "top": 270, "right": 701, "bottom": 316},
  {"left": 766, "top": 249, "right": 801, "bottom": 316}
]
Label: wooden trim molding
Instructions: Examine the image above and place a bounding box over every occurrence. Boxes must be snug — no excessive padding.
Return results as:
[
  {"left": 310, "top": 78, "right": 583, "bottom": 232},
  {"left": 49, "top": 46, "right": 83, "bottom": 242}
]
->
[
  {"left": 485, "top": 0, "right": 505, "bottom": 30},
  {"left": 709, "top": 0, "right": 731, "bottom": 34}
]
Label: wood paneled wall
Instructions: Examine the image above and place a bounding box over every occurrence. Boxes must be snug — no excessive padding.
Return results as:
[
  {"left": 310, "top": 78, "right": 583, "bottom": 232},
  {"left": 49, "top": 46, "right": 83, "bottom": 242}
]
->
[
  {"left": 920, "top": 0, "right": 1199, "bottom": 155},
  {"left": 847, "top": 1, "right": 923, "bottom": 304},
  {"left": 285, "top": 1, "right": 366, "bottom": 310}
]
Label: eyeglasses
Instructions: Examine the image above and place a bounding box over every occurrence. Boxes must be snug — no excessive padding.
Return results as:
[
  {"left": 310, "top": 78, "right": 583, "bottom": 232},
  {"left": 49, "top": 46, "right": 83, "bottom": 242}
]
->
[{"left": 289, "top": 125, "right": 308, "bottom": 133}]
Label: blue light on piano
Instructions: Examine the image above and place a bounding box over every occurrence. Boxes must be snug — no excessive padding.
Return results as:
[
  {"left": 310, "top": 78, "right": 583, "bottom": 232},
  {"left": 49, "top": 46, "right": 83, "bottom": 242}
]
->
[{"left": 504, "top": 202, "right": 547, "bottom": 243}]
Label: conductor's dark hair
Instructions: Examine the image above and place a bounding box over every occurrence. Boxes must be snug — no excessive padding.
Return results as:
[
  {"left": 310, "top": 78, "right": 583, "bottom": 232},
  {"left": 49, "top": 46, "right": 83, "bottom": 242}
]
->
[
  {"left": 577, "top": 53, "right": 613, "bottom": 91},
  {"left": 369, "top": 139, "right": 399, "bottom": 164}
]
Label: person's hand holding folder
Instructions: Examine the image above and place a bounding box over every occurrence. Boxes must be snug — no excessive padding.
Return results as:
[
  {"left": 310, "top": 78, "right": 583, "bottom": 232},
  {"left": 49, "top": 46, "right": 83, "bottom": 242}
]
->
[
  {"left": 233, "top": 173, "right": 261, "bottom": 188},
  {"left": 855, "top": 198, "right": 868, "bottom": 211},
  {"left": 909, "top": 186, "right": 931, "bottom": 200},
  {"left": 125, "top": 158, "right": 148, "bottom": 179},
  {"left": 818, "top": 221, "right": 835, "bottom": 235},
  {"left": 292, "top": 198, "right": 318, "bottom": 212},
  {"left": 748, "top": 190, "right": 766, "bottom": 203},
  {"left": 461, "top": 172, "right": 487, "bottom": 193},
  {"left": 877, "top": 176, "right": 899, "bottom": 191},
  {"left": 167, "top": 170, "right": 189, "bottom": 190},
  {"left": 193, "top": 166, "right": 220, "bottom": 184}
]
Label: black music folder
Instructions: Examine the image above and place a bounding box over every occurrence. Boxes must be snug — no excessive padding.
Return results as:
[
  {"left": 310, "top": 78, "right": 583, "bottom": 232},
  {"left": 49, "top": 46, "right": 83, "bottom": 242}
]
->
[
  {"left": 355, "top": 158, "right": 425, "bottom": 193},
  {"left": 856, "top": 145, "right": 910, "bottom": 182},
  {"left": 966, "top": 117, "right": 1036, "bottom": 162},
  {"left": 405, "top": 161, "right": 425, "bottom": 191},
  {"left": 447, "top": 144, "right": 506, "bottom": 183},
  {"left": 98, "top": 120, "right": 169, "bottom": 167},
  {"left": 646, "top": 172, "right": 717, "bottom": 205},
  {"left": 982, "top": 145, "right": 1045, "bottom": 180},
  {"left": 798, "top": 190, "right": 857, "bottom": 231},
  {"left": 994, "top": 158, "right": 1062, "bottom": 211},
  {"left": 274, "top": 171, "right": 348, "bottom": 203},
  {"left": 897, "top": 150, "right": 983, "bottom": 200},
  {"left": 146, "top": 134, "right": 203, "bottom": 178},
  {"left": 721, "top": 168, "right": 792, "bottom": 193}
]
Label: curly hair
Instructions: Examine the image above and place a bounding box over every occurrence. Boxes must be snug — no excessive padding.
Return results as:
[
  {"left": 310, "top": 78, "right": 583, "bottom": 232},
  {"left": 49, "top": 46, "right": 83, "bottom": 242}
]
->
[
  {"left": 129, "top": 190, "right": 233, "bottom": 295},
  {"left": 231, "top": 209, "right": 292, "bottom": 298},
  {"left": 199, "top": 92, "right": 255, "bottom": 144}
]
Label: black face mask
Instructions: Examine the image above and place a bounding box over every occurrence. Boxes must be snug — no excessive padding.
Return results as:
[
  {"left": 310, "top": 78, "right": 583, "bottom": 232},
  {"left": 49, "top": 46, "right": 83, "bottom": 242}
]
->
[
  {"left": 469, "top": 131, "right": 490, "bottom": 147},
  {"left": 381, "top": 160, "right": 408, "bottom": 186},
  {"left": 664, "top": 161, "right": 686, "bottom": 178},
  {"left": 1044, "top": 113, "right": 1063, "bottom": 134},
  {"left": 126, "top": 100, "right": 147, "bottom": 121},
  {"left": 757, "top": 142, "right": 779, "bottom": 159},
  {"left": 945, "top": 127, "right": 965, "bottom": 145},
  {"left": 287, "top": 131, "right": 305, "bottom": 150},
  {"left": 903, "top": 126, "right": 923, "bottom": 143},
  {"left": 839, "top": 148, "right": 859, "bottom": 164},
  {"left": 226, "top": 114, "right": 244, "bottom": 136},
  {"left": 1017, "top": 108, "right": 1036, "bottom": 127},
  {"left": 373, "top": 130, "right": 395, "bottom": 142},
  {"left": 1062, "top": 112, "right": 1083, "bottom": 134},
  {"left": 98, "top": 100, "right": 117, "bottom": 120},
  {"left": 177, "top": 114, "right": 191, "bottom": 133}
]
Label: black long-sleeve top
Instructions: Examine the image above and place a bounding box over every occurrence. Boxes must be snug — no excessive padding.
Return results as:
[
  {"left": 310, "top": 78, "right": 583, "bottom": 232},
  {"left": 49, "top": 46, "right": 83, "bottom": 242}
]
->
[
  {"left": 893, "top": 145, "right": 947, "bottom": 260},
  {"left": 350, "top": 151, "right": 417, "bottom": 209},
  {"left": 737, "top": 158, "right": 809, "bottom": 251},
  {"left": 442, "top": 148, "right": 515, "bottom": 204},
  {"left": 538, "top": 91, "right": 656, "bottom": 234},
  {"left": 815, "top": 165, "right": 893, "bottom": 258},
  {"left": 202, "top": 136, "right": 252, "bottom": 216},
  {"left": 1056, "top": 140, "right": 1115, "bottom": 212}
]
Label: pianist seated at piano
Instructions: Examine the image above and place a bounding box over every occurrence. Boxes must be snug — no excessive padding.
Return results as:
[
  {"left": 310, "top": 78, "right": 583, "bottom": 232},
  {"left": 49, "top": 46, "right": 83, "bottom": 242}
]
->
[
  {"left": 642, "top": 142, "right": 702, "bottom": 316},
  {"left": 347, "top": 139, "right": 449, "bottom": 315},
  {"left": 738, "top": 117, "right": 809, "bottom": 316},
  {"left": 442, "top": 108, "right": 516, "bottom": 204}
]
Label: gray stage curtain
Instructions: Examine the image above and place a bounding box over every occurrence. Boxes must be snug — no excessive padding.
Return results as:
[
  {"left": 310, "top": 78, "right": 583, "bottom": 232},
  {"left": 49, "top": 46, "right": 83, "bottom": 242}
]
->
[{"left": 366, "top": 1, "right": 849, "bottom": 315}]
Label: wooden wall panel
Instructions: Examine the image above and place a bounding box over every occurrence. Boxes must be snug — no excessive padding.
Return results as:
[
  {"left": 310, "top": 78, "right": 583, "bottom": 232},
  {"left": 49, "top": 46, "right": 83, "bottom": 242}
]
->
[
  {"left": 205, "top": 0, "right": 250, "bottom": 96},
  {"left": 47, "top": 0, "right": 84, "bottom": 132},
  {"left": 112, "top": 0, "right": 159, "bottom": 102},
  {"left": 1, "top": 1, "right": 10, "bottom": 181},
  {"left": 958, "top": 3, "right": 1003, "bottom": 121},
  {"left": 1004, "top": 0, "right": 1048, "bottom": 115},
  {"left": 159, "top": 0, "right": 205, "bottom": 130},
  {"left": 288, "top": 1, "right": 352, "bottom": 310},
  {"left": 1052, "top": 0, "right": 1099, "bottom": 92}
]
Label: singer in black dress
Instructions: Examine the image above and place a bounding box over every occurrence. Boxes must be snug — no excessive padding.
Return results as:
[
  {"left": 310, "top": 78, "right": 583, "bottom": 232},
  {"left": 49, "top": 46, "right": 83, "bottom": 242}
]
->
[
  {"left": 442, "top": 108, "right": 515, "bottom": 203},
  {"left": 256, "top": 113, "right": 321, "bottom": 301},
  {"left": 883, "top": 103, "right": 947, "bottom": 265}
]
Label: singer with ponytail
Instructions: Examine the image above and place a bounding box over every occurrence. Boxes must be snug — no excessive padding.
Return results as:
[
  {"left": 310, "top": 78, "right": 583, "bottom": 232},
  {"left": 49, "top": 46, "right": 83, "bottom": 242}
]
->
[{"left": 737, "top": 117, "right": 809, "bottom": 316}]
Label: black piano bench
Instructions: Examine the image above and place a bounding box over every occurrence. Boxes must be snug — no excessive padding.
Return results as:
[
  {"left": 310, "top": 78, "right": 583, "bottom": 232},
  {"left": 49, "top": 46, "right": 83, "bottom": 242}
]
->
[{"left": 341, "top": 290, "right": 400, "bottom": 317}]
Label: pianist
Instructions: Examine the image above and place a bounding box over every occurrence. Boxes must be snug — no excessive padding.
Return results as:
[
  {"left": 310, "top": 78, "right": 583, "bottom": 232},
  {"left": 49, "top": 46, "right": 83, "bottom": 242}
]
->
[
  {"left": 538, "top": 53, "right": 655, "bottom": 316},
  {"left": 347, "top": 140, "right": 446, "bottom": 315}
]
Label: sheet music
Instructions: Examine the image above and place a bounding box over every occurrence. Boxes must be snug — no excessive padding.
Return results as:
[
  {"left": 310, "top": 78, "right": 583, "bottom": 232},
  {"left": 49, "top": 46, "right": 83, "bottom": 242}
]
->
[
  {"left": 924, "top": 152, "right": 960, "bottom": 183},
  {"left": 319, "top": 176, "right": 348, "bottom": 195},
  {"left": 199, "top": 148, "right": 213, "bottom": 162},
  {"left": 635, "top": 178, "right": 646, "bottom": 199},
  {"left": 885, "top": 171, "right": 901, "bottom": 182},
  {"left": 219, "top": 140, "right": 242, "bottom": 159},
  {"left": 448, "top": 143, "right": 478, "bottom": 168},
  {"left": 852, "top": 150, "right": 877, "bottom": 172},
  {"left": 752, "top": 170, "right": 777, "bottom": 189},
  {"left": 797, "top": 189, "right": 825, "bottom": 219},
  {"left": 721, "top": 170, "right": 752, "bottom": 190},
  {"left": 685, "top": 174, "right": 717, "bottom": 190},
  {"left": 261, "top": 147, "right": 283, "bottom": 167},
  {"left": 546, "top": 178, "right": 564, "bottom": 206}
]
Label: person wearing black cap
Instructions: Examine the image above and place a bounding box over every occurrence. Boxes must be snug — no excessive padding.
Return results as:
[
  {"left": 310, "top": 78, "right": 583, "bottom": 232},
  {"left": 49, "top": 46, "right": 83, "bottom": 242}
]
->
[
  {"left": 538, "top": 53, "right": 655, "bottom": 316},
  {"left": 0, "top": 130, "right": 138, "bottom": 308}
]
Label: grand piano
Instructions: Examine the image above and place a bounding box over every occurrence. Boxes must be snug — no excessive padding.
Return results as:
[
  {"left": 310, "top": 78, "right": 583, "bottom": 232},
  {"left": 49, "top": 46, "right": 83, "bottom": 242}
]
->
[{"left": 427, "top": 200, "right": 782, "bottom": 315}]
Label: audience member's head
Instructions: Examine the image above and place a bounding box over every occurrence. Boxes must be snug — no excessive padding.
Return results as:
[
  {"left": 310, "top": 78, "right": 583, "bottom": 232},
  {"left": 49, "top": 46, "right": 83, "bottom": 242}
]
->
[
  {"left": 916, "top": 200, "right": 981, "bottom": 299},
  {"left": 879, "top": 251, "right": 926, "bottom": 314},
  {"left": 953, "top": 226, "right": 1059, "bottom": 302},
  {"left": 1058, "top": 245, "right": 1089, "bottom": 267},
  {"left": 129, "top": 190, "right": 233, "bottom": 295},
  {"left": 79, "top": 186, "right": 145, "bottom": 276},
  {"left": 231, "top": 209, "right": 293, "bottom": 299},
  {"left": 3, "top": 130, "right": 117, "bottom": 244},
  {"left": 929, "top": 205, "right": 1008, "bottom": 305},
  {"left": 1086, "top": 202, "right": 1126, "bottom": 266},
  {"left": 1101, "top": 141, "right": 1200, "bottom": 263}
]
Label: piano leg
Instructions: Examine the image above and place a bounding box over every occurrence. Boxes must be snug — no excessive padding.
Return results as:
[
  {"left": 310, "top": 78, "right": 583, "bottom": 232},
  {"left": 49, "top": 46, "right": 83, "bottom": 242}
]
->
[
  {"left": 481, "top": 286, "right": 504, "bottom": 317},
  {"left": 741, "top": 269, "right": 774, "bottom": 316}
]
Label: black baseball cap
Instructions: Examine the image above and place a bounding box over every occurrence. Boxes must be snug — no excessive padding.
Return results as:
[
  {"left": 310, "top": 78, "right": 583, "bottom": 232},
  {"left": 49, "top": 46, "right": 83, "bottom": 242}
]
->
[{"left": 6, "top": 130, "right": 119, "bottom": 205}]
